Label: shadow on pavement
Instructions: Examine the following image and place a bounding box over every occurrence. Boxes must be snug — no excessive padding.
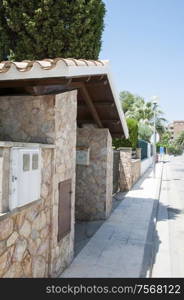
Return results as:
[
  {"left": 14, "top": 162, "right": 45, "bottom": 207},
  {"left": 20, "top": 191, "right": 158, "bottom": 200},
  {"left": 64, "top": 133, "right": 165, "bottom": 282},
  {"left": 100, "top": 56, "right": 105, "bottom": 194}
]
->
[
  {"left": 74, "top": 162, "right": 182, "bottom": 276},
  {"left": 140, "top": 200, "right": 182, "bottom": 277},
  {"left": 74, "top": 191, "right": 126, "bottom": 257}
]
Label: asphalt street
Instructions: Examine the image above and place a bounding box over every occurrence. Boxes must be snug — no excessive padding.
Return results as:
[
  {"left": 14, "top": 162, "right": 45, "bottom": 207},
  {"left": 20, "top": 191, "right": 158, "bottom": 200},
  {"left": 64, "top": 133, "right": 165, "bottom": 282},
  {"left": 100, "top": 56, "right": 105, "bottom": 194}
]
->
[{"left": 152, "top": 155, "right": 184, "bottom": 277}]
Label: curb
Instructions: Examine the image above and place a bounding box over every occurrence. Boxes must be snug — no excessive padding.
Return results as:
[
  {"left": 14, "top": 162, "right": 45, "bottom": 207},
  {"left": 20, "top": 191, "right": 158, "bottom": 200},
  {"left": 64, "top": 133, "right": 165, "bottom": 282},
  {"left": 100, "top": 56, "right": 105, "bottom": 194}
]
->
[{"left": 147, "top": 162, "right": 164, "bottom": 278}]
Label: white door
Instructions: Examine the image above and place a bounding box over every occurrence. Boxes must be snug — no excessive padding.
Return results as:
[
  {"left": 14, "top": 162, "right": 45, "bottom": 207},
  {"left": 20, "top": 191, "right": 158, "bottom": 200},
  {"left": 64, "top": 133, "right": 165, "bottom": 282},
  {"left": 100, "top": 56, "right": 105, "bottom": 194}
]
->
[{"left": 9, "top": 148, "right": 41, "bottom": 211}]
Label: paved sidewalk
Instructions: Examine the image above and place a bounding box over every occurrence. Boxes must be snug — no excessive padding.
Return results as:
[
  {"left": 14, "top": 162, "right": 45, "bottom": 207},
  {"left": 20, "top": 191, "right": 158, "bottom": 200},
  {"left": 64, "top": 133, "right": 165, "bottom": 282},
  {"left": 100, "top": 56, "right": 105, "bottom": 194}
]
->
[{"left": 61, "top": 163, "right": 163, "bottom": 278}]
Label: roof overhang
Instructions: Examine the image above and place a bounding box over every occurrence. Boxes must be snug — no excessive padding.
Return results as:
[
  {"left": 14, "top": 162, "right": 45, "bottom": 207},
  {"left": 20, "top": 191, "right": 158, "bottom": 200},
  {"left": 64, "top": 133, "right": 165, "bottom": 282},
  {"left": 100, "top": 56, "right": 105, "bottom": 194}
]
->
[{"left": 0, "top": 59, "right": 129, "bottom": 138}]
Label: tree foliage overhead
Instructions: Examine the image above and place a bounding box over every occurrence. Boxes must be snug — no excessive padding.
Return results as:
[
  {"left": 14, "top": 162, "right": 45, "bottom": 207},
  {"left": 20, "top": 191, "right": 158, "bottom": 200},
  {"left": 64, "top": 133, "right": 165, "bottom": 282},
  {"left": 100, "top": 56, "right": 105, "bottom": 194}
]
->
[
  {"left": 0, "top": 0, "right": 105, "bottom": 61},
  {"left": 120, "top": 91, "right": 138, "bottom": 114}
]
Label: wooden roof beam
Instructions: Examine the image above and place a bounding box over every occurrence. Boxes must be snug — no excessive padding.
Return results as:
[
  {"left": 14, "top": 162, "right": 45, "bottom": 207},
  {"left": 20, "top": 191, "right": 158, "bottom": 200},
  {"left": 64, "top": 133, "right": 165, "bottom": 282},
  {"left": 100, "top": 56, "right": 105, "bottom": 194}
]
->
[
  {"left": 102, "top": 120, "right": 121, "bottom": 125},
  {"left": 72, "top": 82, "right": 103, "bottom": 128},
  {"left": 78, "top": 101, "right": 115, "bottom": 108},
  {"left": 0, "top": 77, "right": 70, "bottom": 88}
]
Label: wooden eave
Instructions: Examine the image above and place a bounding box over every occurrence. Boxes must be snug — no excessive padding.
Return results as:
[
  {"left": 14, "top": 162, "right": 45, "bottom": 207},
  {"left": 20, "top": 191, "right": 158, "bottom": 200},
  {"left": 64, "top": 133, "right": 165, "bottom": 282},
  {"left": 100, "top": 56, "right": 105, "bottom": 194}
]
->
[{"left": 0, "top": 74, "right": 125, "bottom": 138}]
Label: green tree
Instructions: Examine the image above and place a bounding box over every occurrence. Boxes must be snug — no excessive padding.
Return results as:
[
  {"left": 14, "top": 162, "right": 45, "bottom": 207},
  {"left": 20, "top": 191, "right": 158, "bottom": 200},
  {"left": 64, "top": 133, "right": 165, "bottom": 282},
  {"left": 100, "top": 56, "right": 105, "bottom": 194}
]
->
[
  {"left": 0, "top": 0, "right": 105, "bottom": 61},
  {"left": 113, "top": 118, "right": 138, "bottom": 150},
  {"left": 155, "top": 118, "right": 167, "bottom": 138},
  {"left": 120, "top": 90, "right": 167, "bottom": 142},
  {"left": 120, "top": 91, "right": 144, "bottom": 114},
  {"left": 120, "top": 91, "right": 136, "bottom": 113},
  {"left": 158, "top": 130, "right": 171, "bottom": 146},
  {"left": 125, "top": 100, "right": 164, "bottom": 123},
  {"left": 157, "top": 130, "right": 183, "bottom": 156}
]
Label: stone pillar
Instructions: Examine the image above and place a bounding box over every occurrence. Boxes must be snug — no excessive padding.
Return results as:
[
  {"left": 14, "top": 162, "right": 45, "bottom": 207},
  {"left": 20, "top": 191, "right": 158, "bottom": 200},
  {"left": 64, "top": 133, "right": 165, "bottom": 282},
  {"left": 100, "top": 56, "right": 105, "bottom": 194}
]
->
[
  {"left": 136, "top": 148, "right": 141, "bottom": 159},
  {"left": 0, "top": 147, "right": 10, "bottom": 213},
  {"left": 113, "top": 150, "right": 120, "bottom": 194},
  {"left": 76, "top": 128, "right": 113, "bottom": 221},
  {"left": 119, "top": 147, "right": 132, "bottom": 191},
  {"left": 49, "top": 91, "right": 77, "bottom": 277},
  {"left": 0, "top": 90, "right": 77, "bottom": 278}
]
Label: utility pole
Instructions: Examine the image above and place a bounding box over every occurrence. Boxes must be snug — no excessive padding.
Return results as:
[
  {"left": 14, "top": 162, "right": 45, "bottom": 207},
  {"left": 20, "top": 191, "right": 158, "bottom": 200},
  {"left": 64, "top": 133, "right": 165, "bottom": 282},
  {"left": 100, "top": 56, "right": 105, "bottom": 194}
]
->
[
  {"left": 153, "top": 101, "right": 157, "bottom": 177},
  {"left": 151, "top": 96, "right": 159, "bottom": 178}
]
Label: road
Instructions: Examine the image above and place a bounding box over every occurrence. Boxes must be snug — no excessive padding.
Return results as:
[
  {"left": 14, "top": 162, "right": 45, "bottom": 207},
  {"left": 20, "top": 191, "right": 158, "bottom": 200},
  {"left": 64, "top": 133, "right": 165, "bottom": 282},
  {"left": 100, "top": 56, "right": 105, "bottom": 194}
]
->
[{"left": 152, "top": 155, "right": 184, "bottom": 277}]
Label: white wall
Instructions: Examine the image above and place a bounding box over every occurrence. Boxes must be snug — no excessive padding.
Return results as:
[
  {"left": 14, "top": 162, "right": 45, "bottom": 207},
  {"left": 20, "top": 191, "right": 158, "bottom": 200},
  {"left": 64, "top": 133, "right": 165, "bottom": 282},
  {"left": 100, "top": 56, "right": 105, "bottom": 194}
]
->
[
  {"left": 141, "top": 157, "right": 153, "bottom": 175},
  {"left": 147, "top": 143, "right": 151, "bottom": 158}
]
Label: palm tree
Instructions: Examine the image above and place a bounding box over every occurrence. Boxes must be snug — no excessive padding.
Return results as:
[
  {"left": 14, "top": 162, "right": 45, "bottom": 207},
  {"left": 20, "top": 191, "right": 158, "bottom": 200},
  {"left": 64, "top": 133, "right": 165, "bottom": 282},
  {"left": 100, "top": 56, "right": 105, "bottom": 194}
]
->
[
  {"left": 138, "top": 119, "right": 153, "bottom": 142},
  {"left": 125, "top": 99, "right": 151, "bottom": 121},
  {"left": 125, "top": 100, "right": 164, "bottom": 122},
  {"left": 123, "top": 96, "right": 167, "bottom": 142},
  {"left": 120, "top": 90, "right": 168, "bottom": 142},
  {"left": 155, "top": 118, "right": 167, "bottom": 139}
]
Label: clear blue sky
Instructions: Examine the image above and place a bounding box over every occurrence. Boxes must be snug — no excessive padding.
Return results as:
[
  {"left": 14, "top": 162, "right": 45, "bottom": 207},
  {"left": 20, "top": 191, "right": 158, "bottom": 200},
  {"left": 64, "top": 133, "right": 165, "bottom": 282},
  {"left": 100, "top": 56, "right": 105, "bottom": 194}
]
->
[{"left": 99, "top": 0, "right": 184, "bottom": 123}]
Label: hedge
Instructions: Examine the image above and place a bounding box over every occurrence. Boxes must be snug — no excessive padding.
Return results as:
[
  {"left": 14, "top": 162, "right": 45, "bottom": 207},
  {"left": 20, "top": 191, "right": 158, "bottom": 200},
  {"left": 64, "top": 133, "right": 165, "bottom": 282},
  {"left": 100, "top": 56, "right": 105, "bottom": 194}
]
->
[
  {"left": 112, "top": 118, "right": 138, "bottom": 150},
  {"left": 0, "top": 0, "right": 105, "bottom": 61}
]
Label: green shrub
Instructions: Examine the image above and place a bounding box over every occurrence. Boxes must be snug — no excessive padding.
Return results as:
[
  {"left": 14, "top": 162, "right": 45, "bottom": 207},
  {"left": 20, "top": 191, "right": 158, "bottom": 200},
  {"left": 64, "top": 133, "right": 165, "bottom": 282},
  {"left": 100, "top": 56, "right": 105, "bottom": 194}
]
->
[
  {"left": 167, "top": 145, "right": 183, "bottom": 156},
  {"left": 138, "top": 122, "right": 153, "bottom": 142},
  {"left": 112, "top": 118, "right": 138, "bottom": 150}
]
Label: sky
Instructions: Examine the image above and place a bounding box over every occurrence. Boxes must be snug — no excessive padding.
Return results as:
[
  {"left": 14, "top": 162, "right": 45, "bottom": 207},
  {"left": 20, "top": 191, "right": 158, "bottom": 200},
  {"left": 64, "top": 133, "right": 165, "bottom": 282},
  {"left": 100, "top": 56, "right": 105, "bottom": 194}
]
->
[{"left": 99, "top": 0, "right": 184, "bottom": 123}]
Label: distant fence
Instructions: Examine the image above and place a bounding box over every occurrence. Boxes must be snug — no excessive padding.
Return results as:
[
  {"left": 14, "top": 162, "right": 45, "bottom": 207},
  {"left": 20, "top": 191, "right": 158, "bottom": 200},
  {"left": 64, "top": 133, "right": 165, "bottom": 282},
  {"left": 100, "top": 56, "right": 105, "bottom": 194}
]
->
[
  {"left": 138, "top": 140, "right": 148, "bottom": 160},
  {"left": 137, "top": 140, "right": 153, "bottom": 174},
  {"left": 156, "top": 145, "right": 166, "bottom": 154}
]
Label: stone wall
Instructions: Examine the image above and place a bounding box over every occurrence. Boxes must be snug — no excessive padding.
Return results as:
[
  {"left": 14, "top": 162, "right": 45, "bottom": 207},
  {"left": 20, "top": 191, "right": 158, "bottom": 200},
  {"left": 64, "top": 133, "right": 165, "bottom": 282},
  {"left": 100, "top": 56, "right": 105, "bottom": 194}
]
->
[
  {"left": 49, "top": 92, "right": 77, "bottom": 277},
  {"left": 131, "top": 159, "right": 141, "bottom": 185},
  {"left": 119, "top": 148, "right": 141, "bottom": 191},
  {"left": 0, "top": 90, "right": 77, "bottom": 277},
  {"left": 76, "top": 128, "right": 113, "bottom": 221},
  {"left": 0, "top": 146, "right": 53, "bottom": 277},
  {"left": 119, "top": 148, "right": 132, "bottom": 191},
  {"left": 0, "top": 95, "right": 55, "bottom": 144},
  {"left": 113, "top": 150, "right": 120, "bottom": 194}
]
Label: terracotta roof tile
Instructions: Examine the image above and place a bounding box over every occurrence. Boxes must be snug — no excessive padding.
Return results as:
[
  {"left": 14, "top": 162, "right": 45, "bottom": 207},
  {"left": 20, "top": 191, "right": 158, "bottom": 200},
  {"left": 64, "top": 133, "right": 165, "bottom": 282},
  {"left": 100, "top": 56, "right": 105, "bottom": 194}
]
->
[
  {"left": 0, "top": 58, "right": 107, "bottom": 74},
  {"left": 0, "top": 57, "right": 129, "bottom": 139}
]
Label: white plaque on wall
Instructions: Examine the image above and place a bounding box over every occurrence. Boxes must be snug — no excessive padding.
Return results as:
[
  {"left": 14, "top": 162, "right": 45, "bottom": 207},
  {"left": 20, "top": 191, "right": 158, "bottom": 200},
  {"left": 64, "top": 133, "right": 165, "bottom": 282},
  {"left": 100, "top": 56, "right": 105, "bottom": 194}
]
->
[{"left": 76, "top": 147, "right": 90, "bottom": 166}]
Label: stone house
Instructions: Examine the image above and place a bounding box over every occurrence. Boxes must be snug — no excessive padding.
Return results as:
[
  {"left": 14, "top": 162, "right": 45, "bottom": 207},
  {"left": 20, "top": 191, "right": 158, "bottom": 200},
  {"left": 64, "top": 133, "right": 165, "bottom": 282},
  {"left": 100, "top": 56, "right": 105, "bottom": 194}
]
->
[{"left": 0, "top": 58, "right": 128, "bottom": 277}]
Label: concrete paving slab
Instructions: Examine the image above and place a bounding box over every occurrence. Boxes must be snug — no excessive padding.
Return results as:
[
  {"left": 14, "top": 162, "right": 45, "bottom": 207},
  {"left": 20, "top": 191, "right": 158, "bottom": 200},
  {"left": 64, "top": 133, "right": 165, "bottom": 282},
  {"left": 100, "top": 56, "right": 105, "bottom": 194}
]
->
[{"left": 61, "top": 163, "right": 163, "bottom": 278}]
